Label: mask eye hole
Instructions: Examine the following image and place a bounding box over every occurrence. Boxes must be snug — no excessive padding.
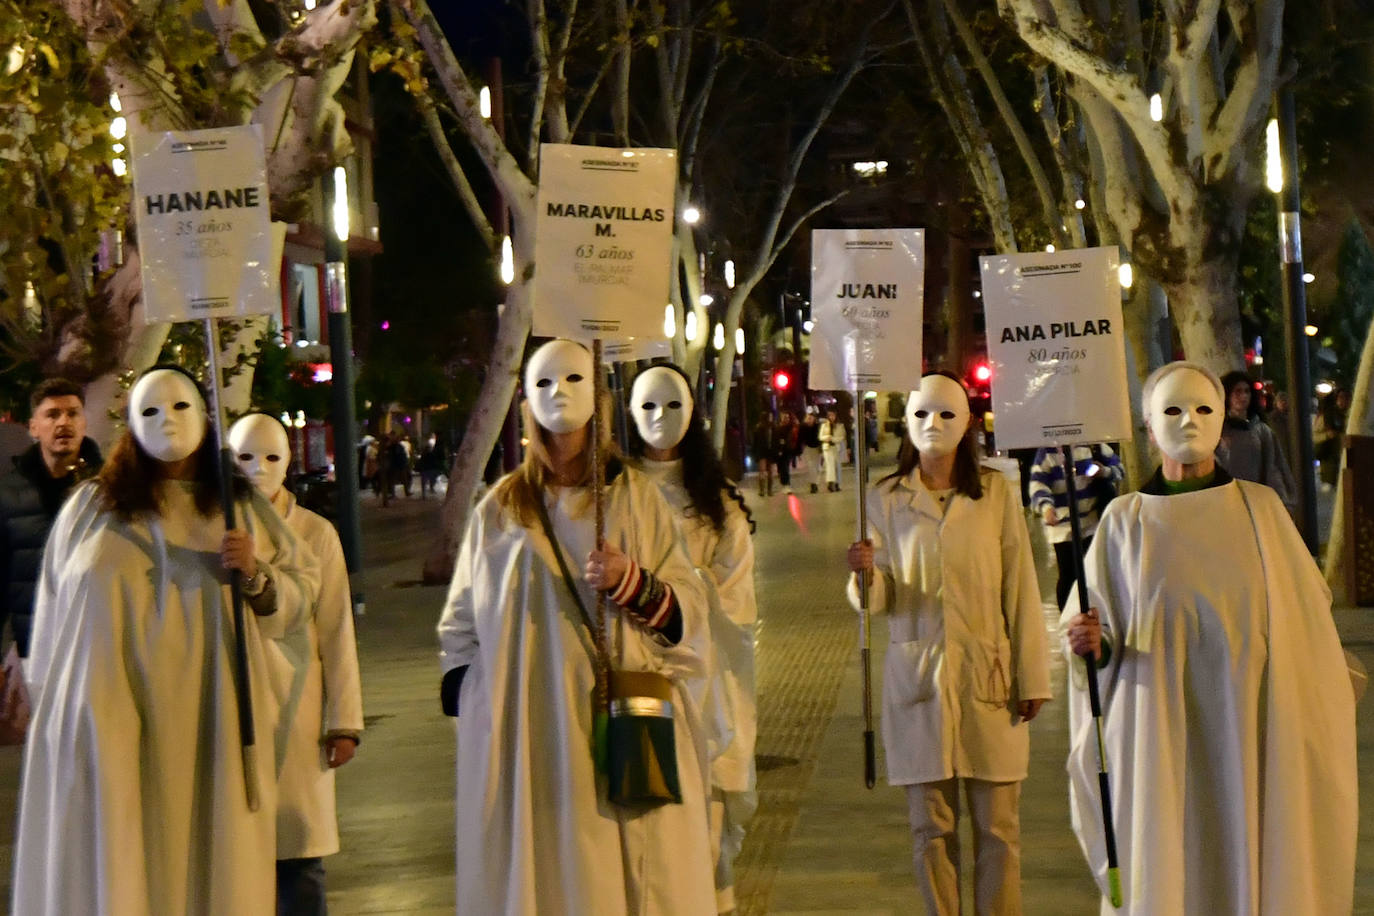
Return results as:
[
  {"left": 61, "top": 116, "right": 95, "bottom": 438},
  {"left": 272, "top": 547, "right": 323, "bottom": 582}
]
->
[
  {"left": 238, "top": 453, "right": 253, "bottom": 462},
  {"left": 914, "top": 409, "right": 929, "bottom": 419},
  {"left": 535, "top": 378, "right": 553, "bottom": 388},
  {"left": 141, "top": 407, "right": 158, "bottom": 417},
  {"left": 1163, "top": 406, "right": 1183, "bottom": 416},
  {"left": 940, "top": 410, "right": 956, "bottom": 420},
  {"left": 173, "top": 401, "right": 191, "bottom": 411},
  {"left": 566, "top": 373, "right": 584, "bottom": 383},
  {"left": 667, "top": 400, "right": 682, "bottom": 410},
  {"left": 266, "top": 454, "right": 282, "bottom": 463},
  {"left": 1197, "top": 405, "right": 1214, "bottom": 414},
  {"left": 641, "top": 401, "right": 657, "bottom": 411}
]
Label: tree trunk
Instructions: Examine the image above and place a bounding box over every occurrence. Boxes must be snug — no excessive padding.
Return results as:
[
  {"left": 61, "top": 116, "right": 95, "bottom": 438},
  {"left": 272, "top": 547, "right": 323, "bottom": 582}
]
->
[
  {"left": 1118, "top": 278, "right": 1168, "bottom": 489},
  {"left": 1164, "top": 253, "right": 1245, "bottom": 373},
  {"left": 422, "top": 216, "right": 535, "bottom": 584}
]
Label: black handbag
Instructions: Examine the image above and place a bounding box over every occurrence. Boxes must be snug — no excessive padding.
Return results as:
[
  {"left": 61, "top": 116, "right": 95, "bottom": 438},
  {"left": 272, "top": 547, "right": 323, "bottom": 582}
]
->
[{"left": 534, "top": 495, "right": 683, "bottom": 807}]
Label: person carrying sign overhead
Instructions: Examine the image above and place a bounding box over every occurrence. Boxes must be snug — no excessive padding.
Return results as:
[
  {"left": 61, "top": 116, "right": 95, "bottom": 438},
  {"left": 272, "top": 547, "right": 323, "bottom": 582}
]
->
[
  {"left": 846, "top": 371, "right": 1052, "bottom": 916},
  {"left": 1063, "top": 361, "right": 1356, "bottom": 914}
]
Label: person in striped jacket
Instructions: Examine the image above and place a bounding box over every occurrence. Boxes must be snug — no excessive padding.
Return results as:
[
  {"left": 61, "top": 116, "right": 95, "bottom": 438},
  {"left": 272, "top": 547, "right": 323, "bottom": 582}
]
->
[{"left": 1028, "top": 444, "right": 1124, "bottom": 609}]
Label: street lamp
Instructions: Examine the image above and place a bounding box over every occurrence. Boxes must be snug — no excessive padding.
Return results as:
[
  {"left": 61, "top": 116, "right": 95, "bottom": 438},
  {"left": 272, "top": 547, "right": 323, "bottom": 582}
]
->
[
  {"left": 663, "top": 303, "right": 675, "bottom": 338},
  {"left": 1271, "top": 87, "right": 1319, "bottom": 551},
  {"left": 323, "top": 166, "right": 363, "bottom": 573},
  {"left": 724, "top": 259, "right": 735, "bottom": 289},
  {"left": 735, "top": 327, "right": 745, "bottom": 354},
  {"left": 682, "top": 205, "right": 701, "bottom": 225},
  {"left": 500, "top": 235, "right": 514, "bottom": 284},
  {"left": 685, "top": 310, "right": 699, "bottom": 342},
  {"left": 479, "top": 87, "right": 492, "bottom": 119}
]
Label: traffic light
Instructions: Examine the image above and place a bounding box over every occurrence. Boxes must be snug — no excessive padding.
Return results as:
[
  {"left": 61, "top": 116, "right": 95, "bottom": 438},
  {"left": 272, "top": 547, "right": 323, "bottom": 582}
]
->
[
  {"left": 967, "top": 361, "right": 992, "bottom": 417},
  {"left": 771, "top": 368, "right": 792, "bottom": 391}
]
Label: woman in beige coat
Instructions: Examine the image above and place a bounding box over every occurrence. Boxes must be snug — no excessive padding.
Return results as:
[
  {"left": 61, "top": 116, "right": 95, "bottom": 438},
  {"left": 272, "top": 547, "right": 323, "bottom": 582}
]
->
[{"left": 848, "top": 371, "right": 1051, "bottom": 916}]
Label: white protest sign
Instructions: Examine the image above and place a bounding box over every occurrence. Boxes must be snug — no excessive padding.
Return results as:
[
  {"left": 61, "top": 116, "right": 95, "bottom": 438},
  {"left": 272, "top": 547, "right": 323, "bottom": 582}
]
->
[
  {"left": 809, "top": 229, "right": 925, "bottom": 391},
  {"left": 533, "top": 144, "right": 677, "bottom": 341},
  {"left": 603, "top": 335, "right": 670, "bottom": 362},
  {"left": 130, "top": 125, "right": 277, "bottom": 323},
  {"left": 979, "top": 246, "right": 1132, "bottom": 448}
]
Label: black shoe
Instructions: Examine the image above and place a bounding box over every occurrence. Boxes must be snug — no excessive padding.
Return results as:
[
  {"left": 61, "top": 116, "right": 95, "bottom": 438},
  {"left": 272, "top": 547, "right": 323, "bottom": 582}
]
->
[{"left": 810, "top": 483, "right": 819, "bottom": 494}]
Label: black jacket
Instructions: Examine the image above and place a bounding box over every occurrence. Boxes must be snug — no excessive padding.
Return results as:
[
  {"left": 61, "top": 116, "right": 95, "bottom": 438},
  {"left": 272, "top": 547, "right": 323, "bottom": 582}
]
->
[{"left": 0, "top": 438, "right": 102, "bottom": 655}]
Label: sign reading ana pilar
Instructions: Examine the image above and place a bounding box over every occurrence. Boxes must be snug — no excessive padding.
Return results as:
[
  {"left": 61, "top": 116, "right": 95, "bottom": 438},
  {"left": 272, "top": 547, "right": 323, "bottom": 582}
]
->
[{"left": 978, "top": 246, "right": 1132, "bottom": 450}]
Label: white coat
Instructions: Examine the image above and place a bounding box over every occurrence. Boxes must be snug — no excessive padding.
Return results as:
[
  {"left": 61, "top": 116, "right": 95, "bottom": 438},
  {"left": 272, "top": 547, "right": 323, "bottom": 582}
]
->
[
  {"left": 268, "top": 490, "right": 364, "bottom": 859},
  {"left": 14, "top": 480, "right": 318, "bottom": 916},
  {"left": 1064, "top": 478, "right": 1357, "bottom": 915},
  {"left": 850, "top": 468, "right": 1051, "bottom": 785},
  {"left": 437, "top": 467, "right": 716, "bottom": 916},
  {"left": 637, "top": 458, "right": 757, "bottom": 794},
  {"left": 819, "top": 419, "right": 839, "bottom": 485}
]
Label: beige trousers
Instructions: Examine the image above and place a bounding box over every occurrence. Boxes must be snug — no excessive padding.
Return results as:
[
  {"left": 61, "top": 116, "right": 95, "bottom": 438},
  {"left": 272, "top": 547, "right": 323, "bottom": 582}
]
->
[{"left": 905, "top": 778, "right": 1022, "bottom": 916}]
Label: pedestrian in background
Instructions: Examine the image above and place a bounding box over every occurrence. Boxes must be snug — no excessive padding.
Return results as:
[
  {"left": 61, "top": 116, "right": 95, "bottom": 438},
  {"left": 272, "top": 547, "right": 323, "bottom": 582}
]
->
[
  {"left": 1312, "top": 387, "right": 1350, "bottom": 489},
  {"left": 629, "top": 364, "right": 758, "bottom": 914},
  {"left": 231, "top": 414, "right": 364, "bottom": 916},
  {"left": 1216, "top": 371, "right": 1297, "bottom": 514},
  {"left": 771, "top": 410, "right": 798, "bottom": 495},
  {"left": 799, "top": 409, "right": 822, "bottom": 493},
  {"left": 751, "top": 415, "right": 775, "bottom": 497},
  {"left": 437, "top": 339, "right": 715, "bottom": 914},
  {"left": 1027, "top": 443, "right": 1124, "bottom": 610},
  {"left": 819, "top": 409, "right": 841, "bottom": 492},
  {"left": 418, "top": 433, "right": 445, "bottom": 498},
  {"left": 0, "top": 378, "right": 102, "bottom": 660},
  {"left": 14, "top": 366, "right": 318, "bottom": 915},
  {"left": 847, "top": 371, "right": 1051, "bottom": 916}
]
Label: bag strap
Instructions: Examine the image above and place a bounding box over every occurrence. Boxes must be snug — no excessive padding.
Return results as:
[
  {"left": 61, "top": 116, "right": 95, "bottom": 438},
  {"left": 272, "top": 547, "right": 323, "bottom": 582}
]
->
[{"left": 533, "top": 492, "right": 610, "bottom": 676}]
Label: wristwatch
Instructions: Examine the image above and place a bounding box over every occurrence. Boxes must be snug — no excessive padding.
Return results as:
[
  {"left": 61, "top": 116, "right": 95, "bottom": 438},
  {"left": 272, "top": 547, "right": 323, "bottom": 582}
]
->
[{"left": 242, "top": 569, "right": 268, "bottom": 597}]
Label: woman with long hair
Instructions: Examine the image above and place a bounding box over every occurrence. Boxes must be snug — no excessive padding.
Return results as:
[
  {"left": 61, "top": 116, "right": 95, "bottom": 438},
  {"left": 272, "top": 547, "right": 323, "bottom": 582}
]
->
[
  {"left": 437, "top": 339, "right": 715, "bottom": 915},
  {"left": 846, "top": 370, "right": 1051, "bottom": 916},
  {"left": 626, "top": 363, "right": 757, "bottom": 913},
  {"left": 14, "top": 366, "right": 318, "bottom": 915}
]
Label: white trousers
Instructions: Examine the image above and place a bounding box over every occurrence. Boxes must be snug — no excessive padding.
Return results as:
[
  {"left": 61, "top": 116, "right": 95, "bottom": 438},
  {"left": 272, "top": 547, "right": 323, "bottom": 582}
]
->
[
  {"left": 821, "top": 446, "right": 839, "bottom": 484},
  {"left": 905, "top": 778, "right": 1022, "bottom": 916}
]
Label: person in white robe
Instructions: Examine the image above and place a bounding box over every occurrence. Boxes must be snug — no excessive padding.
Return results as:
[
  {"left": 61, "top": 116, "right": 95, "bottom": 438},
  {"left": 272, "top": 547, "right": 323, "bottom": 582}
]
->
[
  {"left": 819, "top": 409, "right": 841, "bottom": 492},
  {"left": 230, "top": 413, "right": 364, "bottom": 914},
  {"left": 13, "top": 367, "right": 318, "bottom": 916},
  {"left": 628, "top": 365, "right": 758, "bottom": 914},
  {"left": 1064, "top": 361, "right": 1357, "bottom": 915},
  {"left": 437, "top": 340, "right": 716, "bottom": 916},
  {"left": 847, "top": 371, "right": 1051, "bottom": 916}
]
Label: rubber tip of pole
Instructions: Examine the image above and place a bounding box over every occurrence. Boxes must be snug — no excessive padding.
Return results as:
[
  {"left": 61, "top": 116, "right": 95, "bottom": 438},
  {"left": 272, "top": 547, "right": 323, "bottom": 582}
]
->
[
  {"left": 243, "top": 744, "right": 260, "bottom": 812},
  {"left": 863, "top": 730, "right": 876, "bottom": 789},
  {"left": 1107, "top": 867, "right": 1122, "bottom": 907}
]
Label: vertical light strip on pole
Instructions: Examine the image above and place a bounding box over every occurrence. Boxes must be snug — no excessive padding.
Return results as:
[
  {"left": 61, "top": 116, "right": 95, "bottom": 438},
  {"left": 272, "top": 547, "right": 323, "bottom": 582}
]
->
[
  {"left": 325, "top": 166, "right": 363, "bottom": 573},
  {"left": 1272, "top": 88, "right": 1320, "bottom": 554}
]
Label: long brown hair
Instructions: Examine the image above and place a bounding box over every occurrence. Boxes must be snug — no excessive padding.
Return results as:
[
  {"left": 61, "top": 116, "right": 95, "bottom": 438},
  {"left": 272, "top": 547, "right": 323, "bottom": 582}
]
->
[
  {"left": 492, "top": 393, "right": 620, "bottom": 529},
  {"left": 879, "top": 370, "right": 986, "bottom": 501},
  {"left": 95, "top": 428, "right": 248, "bottom": 520}
]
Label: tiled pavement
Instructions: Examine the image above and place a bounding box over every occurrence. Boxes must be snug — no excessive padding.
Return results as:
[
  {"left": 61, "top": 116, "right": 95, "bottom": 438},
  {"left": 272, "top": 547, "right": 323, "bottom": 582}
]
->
[{"left": 0, "top": 468, "right": 1370, "bottom": 913}]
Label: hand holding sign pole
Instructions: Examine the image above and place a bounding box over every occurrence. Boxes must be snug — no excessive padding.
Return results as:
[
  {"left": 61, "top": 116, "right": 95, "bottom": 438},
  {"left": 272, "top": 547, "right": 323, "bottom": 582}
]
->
[
  {"left": 980, "top": 246, "right": 1129, "bottom": 907},
  {"left": 131, "top": 124, "right": 278, "bottom": 811},
  {"left": 811, "top": 229, "right": 925, "bottom": 789}
]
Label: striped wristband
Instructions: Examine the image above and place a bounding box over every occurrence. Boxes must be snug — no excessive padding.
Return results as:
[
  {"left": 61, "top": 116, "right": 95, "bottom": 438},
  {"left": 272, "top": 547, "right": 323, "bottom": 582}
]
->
[{"left": 606, "top": 559, "right": 677, "bottom": 630}]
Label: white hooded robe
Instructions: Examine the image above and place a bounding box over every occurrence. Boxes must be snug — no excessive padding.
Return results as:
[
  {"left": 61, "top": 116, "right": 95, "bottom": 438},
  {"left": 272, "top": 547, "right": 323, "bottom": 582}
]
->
[
  {"left": 14, "top": 479, "right": 318, "bottom": 916},
  {"left": 437, "top": 467, "right": 716, "bottom": 916},
  {"left": 268, "top": 490, "right": 364, "bottom": 859},
  {"left": 1064, "top": 478, "right": 1357, "bottom": 915}
]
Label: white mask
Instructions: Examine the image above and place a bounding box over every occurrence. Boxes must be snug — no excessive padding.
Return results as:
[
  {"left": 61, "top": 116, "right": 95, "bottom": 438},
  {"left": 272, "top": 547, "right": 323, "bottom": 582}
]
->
[
  {"left": 524, "top": 339, "right": 595, "bottom": 434},
  {"left": 129, "top": 369, "right": 207, "bottom": 463},
  {"left": 1148, "top": 367, "right": 1223, "bottom": 464},
  {"left": 905, "top": 375, "right": 970, "bottom": 460},
  {"left": 631, "top": 366, "right": 693, "bottom": 453},
  {"left": 229, "top": 414, "right": 290, "bottom": 499}
]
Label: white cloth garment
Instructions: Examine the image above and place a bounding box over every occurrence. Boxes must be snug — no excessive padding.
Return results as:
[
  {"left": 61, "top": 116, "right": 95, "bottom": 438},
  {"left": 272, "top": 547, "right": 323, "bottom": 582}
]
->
[
  {"left": 268, "top": 489, "right": 364, "bottom": 859},
  {"left": 1063, "top": 480, "right": 1357, "bottom": 915},
  {"left": 437, "top": 467, "right": 716, "bottom": 916},
  {"left": 14, "top": 479, "right": 317, "bottom": 916},
  {"left": 849, "top": 468, "right": 1051, "bottom": 785},
  {"left": 819, "top": 420, "right": 839, "bottom": 485}
]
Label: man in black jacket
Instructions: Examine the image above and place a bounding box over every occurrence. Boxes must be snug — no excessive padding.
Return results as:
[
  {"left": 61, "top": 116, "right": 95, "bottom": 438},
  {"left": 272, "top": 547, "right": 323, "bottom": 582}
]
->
[{"left": 0, "top": 378, "right": 102, "bottom": 656}]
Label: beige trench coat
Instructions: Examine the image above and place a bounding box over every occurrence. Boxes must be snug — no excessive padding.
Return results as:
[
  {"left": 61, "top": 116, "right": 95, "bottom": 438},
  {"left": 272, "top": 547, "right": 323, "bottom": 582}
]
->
[{"left": 850, "top": 468, "right": 1051, "bottom": 785}]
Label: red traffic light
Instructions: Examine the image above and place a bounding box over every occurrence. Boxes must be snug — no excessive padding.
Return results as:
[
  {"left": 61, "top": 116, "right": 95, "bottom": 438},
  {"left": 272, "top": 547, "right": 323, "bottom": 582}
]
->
[
  {"left": 973, "top": 363, "right": 992, "bottom": 384},
  {"left": 771, "top": 369, "right": 792, "bottom": 391}
]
